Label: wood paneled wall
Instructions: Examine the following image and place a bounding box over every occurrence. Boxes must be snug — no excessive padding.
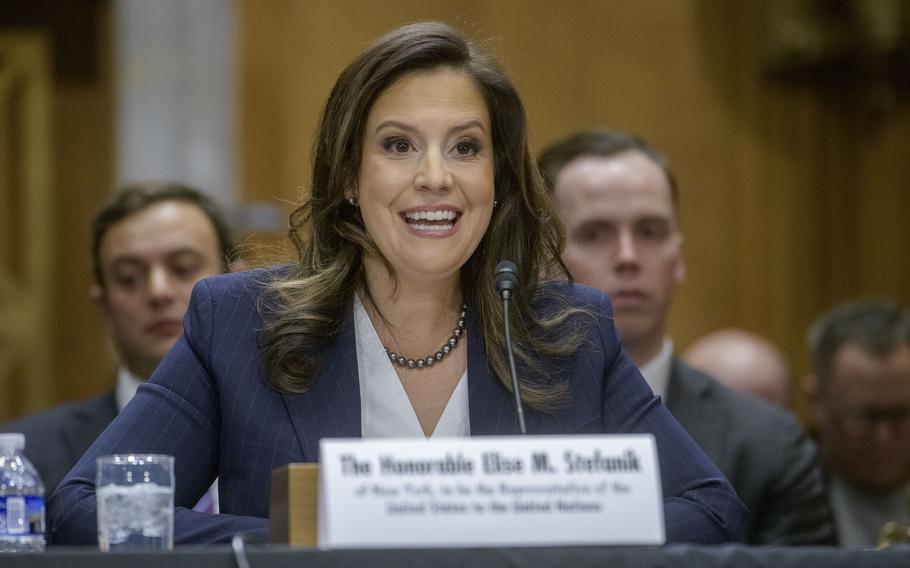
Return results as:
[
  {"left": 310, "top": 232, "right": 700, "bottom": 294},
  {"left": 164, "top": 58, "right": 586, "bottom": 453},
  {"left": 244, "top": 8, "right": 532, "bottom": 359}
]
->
[
  {"left": 0, "top": 32, "right": 54, "bottom": 421},
  {"left": 240, "top": 1, "right": 910, "bottom": 418},
  {"left": 51, "top": 15, "right": 114, "bottom": 408},
  {"left": 10, "top": 1, "right": 905, "bottom": 422},
  {"left": 0, "top": 6, "right": 114, "bottom": 422}
]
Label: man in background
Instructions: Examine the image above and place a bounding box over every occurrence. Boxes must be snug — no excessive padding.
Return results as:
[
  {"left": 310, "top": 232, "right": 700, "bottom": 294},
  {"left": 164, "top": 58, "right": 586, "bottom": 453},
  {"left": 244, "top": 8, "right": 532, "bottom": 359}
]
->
[
  {"left": 806, "top": 298, "right": 910, "bottom": 547},
  {"left": 539, "top": 130, "right": 835, "bottom": 544},
  {"left": 684, "top": 328, "right": 792, "bottom": 409},
  {"left": 2, "top": 183, "right": 236, "bottom": 497}
]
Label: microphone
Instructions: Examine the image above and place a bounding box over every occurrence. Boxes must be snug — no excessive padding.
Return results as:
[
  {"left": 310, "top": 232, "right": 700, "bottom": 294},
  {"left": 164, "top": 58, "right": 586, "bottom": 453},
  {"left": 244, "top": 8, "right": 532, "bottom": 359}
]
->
[{"left": 494, "top": 261, "right": 527, "bottom": 435}]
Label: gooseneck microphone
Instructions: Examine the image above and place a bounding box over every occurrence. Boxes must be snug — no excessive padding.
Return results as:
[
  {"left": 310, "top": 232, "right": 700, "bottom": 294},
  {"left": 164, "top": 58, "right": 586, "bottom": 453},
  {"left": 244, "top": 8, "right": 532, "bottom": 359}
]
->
[{"left": 494, "top": 261, "right": 527, "bottom": 435}]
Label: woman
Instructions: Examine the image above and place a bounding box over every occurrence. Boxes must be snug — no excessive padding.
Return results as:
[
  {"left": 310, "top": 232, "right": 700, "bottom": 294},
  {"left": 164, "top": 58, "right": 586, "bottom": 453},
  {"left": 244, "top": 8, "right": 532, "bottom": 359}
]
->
[{"left": 48, "top": 22, "right": 747, "bottom": 545}]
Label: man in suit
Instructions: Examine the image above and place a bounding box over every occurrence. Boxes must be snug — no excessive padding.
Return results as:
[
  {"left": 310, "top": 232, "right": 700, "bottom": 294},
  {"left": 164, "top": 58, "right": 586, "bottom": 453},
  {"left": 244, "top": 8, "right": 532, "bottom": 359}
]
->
[
  {"left": 2, "top": 182, "right": 235, "bottom": 496},
  {"left": 806, "top": 299, "right": 910, "bottom": 547},
  {"left": 684, "top": 328, "right": 792, "bottom": 409},
  {"left": 539, "top": 130, "right": 835, "bottom": 544}
]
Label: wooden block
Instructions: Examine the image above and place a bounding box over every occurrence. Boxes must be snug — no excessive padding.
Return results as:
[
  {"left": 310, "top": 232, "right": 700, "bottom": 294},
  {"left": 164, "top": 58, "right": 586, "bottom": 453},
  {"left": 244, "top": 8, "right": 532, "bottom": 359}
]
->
[{"left": 269, "top": 463, "right": 319, "bottom": 546}]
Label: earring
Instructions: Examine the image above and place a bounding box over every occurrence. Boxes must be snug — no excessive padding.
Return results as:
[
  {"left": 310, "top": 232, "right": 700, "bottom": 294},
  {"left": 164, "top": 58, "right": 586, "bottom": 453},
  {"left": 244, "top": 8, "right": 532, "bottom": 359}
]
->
[
  {"left": 347, "top": 196, "right": 358, "bottom": 206},
  {"left": 493, "top": 200, "right": 499, "bottom": 208}
]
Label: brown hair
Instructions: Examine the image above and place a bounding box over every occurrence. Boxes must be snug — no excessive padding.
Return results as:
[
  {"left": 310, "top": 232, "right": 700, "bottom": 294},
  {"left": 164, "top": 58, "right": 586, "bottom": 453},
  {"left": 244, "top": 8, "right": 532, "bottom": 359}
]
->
[
  {"left": 91, "top": 181, "right": 236, "bottom": 287},
  {"left": 538, "top": 130, "right": 679, "bottom": 212},
  {"left": 259, "top": 22, "right": 586, "bottom": 409},
  {"left": 808, "top": 298, "right": 910, "bottom": 391}
]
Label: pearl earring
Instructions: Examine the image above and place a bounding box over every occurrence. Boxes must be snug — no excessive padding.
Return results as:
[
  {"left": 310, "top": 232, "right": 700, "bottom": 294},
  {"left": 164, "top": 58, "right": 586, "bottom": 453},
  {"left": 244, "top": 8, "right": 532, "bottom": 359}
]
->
[
  {"left": 493, "top": 200, "right": 499, "bottom": 208},
  {"left": 347, "top": 196, "right": 358, "bottom": 206}
]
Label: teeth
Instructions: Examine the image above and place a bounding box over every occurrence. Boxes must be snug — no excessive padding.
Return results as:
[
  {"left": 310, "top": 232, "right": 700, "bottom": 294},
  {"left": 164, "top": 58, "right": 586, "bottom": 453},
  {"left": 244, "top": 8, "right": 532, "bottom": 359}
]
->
[
  {"left": 411, "top": 223, "right": 454, "bottom": 232},
  {"left": 405, "top": 210, "right": 457, "bottom": 221}
]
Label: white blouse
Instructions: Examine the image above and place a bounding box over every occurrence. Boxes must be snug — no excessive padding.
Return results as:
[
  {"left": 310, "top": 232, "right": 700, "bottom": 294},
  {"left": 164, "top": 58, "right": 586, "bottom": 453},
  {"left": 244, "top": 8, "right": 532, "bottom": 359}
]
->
[{"left": 354, "top": 295, "right": 470, "bottom": 439}]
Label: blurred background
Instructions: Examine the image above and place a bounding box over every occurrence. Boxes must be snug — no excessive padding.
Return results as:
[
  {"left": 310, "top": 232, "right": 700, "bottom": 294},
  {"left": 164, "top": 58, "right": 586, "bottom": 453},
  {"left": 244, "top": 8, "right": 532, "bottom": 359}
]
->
[{"left": 1, "top": 0, "right": 908, "bottom": 424}]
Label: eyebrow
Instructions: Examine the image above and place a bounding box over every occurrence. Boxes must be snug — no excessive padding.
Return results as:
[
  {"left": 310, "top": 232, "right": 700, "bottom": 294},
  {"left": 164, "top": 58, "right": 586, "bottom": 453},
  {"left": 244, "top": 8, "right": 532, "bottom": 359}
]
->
[
  {"left": 166, "top": 248, "right": 205, "bottom": 260},
  {"left": 109, "top": 257, "right": 146, "bottom": 271},
  {"left": 575, "top": 219, "right": 614, "bottom": 229},
  {"left": 570, "top": 219, "right": 614, "bottom": 236},
  {"left": 572, "top": 215, "right": 674, "bottom": 231},
  {"left": 373, "top": 119, "right": 488, "bottom": 136},
  {"left": 635, "top": 216, "right": 673, "bottom": 226},
  {"left": 108, "top": 248, "right": 205, "bottom": 268}
]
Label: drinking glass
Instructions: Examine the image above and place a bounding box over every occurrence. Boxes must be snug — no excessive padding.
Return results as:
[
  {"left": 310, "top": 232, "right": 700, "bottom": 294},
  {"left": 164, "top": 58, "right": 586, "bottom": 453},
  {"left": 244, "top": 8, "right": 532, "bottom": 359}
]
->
[{"left": 96, "top": 454, "right": 174, "bottom": 552}]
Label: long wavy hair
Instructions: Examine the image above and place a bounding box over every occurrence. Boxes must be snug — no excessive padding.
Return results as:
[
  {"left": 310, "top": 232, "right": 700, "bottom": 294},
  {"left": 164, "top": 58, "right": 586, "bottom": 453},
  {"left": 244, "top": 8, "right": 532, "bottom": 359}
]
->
[{"left": 259, "top": 21, "right": 588, "bottom": 410}]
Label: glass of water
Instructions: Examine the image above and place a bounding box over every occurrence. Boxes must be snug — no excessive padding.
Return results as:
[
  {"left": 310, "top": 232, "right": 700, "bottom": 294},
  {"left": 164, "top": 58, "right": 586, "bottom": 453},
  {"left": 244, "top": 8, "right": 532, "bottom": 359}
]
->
[{"left": 96, "top": 454, "right": 174, "bottom": 552}]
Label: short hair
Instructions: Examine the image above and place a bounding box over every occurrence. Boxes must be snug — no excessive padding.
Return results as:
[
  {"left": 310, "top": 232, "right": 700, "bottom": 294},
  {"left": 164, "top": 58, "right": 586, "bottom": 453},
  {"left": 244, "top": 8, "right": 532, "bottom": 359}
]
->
[
  {"left": 91, "top": 182, "right": 236, "bottom": 287},
  {"left": 537, "top": 130, "right": 678, "bottom": 211},
  {"left": 807, "top": 298, "right": 910, "bottom": 390}
]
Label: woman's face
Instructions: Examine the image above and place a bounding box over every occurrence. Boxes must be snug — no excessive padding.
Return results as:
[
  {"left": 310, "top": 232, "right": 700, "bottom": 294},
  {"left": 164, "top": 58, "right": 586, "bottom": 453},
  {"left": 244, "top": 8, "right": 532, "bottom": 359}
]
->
[{"left": 357, "top": 68, "right": 495, "bottom": 286}]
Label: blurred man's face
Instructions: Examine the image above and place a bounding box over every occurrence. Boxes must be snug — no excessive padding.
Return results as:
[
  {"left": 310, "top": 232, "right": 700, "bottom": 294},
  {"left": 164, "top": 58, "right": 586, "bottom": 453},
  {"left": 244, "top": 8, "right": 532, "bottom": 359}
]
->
[
  {"left": 813, "top": 343, "right": 910, "bottom": 494},
  {"left": 554, "top": 150, "right": 685, "bottom": 363},
  {"left": 92, "top": 201, "right": 223, "bottom": 378}
]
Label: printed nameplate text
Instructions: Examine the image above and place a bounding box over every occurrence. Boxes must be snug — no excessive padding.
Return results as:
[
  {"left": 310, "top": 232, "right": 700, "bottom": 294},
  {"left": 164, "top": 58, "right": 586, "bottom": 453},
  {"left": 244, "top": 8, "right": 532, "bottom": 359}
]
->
[{"left": 318, "top": 435, "right": 664, "bottom": 548}]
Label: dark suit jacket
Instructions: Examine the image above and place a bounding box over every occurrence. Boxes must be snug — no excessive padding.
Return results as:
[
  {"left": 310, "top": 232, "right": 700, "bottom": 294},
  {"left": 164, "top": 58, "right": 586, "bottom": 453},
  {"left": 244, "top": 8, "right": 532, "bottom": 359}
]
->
[
  {"left": 666, "top": 359, "right": 835, "bottom": 545},
  {"left": 1, "top": 391, "right": 117, "bottom": 496},
  {"left": 48, "top": 269, "right": 748, "bottom": 545}
]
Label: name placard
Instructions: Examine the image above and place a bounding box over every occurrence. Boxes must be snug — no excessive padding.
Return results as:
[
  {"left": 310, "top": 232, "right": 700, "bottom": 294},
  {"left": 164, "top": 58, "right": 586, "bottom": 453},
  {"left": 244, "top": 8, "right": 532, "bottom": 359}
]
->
[{"left": 318, "top": 435, "right": 664, "bottom": 549}]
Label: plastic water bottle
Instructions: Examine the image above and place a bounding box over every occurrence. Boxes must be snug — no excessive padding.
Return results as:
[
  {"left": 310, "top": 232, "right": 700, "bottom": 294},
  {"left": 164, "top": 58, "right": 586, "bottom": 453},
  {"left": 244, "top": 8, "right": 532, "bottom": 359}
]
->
[{"left": 0, "top": 434, "right": 45, "bottom": 552}]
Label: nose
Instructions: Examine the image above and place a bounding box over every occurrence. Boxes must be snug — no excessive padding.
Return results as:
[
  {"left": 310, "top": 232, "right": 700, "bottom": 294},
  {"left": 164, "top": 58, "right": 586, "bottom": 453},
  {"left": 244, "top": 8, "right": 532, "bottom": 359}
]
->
[
  {"left": 147, "top": 266, "right": 176, "bottom": 306},
  {"left": 614, "top": 230, "right": 639, "bottom": 272},
  {"left": 415, "top": 149, "right": 452, "bottom": 193}
]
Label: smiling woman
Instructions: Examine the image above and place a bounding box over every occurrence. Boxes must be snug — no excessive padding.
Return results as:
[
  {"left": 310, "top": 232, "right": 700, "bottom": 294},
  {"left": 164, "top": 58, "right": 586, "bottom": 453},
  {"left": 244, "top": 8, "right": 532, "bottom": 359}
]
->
[
  {"left": 47, "top": 22, "right": 749, "bottom": 546},
  {"left": 357, "top": 68, "right": 495, "bottom": 290},
  {"left": 258, "top": 22, "right": 581, "bottom": 416}
]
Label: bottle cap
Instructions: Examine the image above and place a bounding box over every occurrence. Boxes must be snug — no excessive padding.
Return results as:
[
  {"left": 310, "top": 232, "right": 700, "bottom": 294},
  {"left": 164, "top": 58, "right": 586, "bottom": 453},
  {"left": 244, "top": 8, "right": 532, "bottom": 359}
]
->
[{"left": 0, "top": 433, "right": 25, "bottom": 450}]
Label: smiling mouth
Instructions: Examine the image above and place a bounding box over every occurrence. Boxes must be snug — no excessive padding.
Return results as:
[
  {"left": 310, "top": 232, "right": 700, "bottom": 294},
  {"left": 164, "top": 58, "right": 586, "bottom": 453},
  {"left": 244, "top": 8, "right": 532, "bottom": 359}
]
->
[{"left": 401, "top": 209, "right": 459, "bottom": 232}]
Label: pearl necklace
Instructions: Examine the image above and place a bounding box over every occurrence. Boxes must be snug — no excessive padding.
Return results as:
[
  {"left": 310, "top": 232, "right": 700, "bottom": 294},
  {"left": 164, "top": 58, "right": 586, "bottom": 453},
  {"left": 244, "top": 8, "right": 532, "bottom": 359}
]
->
[{"left": 384, "top": 304, "right": 467, "bottom": 369}]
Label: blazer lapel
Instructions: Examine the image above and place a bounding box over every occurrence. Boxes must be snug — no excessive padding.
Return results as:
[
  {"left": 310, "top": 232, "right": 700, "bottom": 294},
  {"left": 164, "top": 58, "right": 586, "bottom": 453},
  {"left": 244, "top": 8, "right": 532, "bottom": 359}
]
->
[
  {"left": 665, "top": 358, "right": 725, "bottom": 466},
  {"left": 467, "top": 305, "right": 526, "bottom": 436},
  {"left": 282, "top": 309, "right": 362, "bottom": 462},
  {"left": 62, "top": 391, "right": 118, "bottom": 463}
]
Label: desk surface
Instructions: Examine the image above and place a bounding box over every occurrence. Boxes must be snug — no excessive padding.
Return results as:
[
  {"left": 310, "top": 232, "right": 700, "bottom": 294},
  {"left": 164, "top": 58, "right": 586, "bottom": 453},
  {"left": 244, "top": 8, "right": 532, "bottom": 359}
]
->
[{"left": 1, "top": 545, "right": 908, "bottom": 568}]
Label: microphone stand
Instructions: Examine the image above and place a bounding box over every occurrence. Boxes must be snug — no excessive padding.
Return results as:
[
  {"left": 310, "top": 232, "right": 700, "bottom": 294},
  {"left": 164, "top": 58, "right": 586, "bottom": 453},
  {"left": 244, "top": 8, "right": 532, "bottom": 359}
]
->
[
  {"left": 495, "top": 261, "right": 527, "bottom": 435},
  {"left": 502, "top": 294, "right": 527, "bottom": 435}
]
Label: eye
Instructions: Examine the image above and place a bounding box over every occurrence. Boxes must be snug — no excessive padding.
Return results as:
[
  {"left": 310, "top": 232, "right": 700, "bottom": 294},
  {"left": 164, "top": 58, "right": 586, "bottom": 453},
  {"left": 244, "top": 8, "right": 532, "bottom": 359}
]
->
[
  {"left": 169, "top": 254, "right": 203, "bottom": 280},
  {"left": 171, "top": 263, "right": 199, "bottom": 279},
  {"left": 453, "top": 140, "right": 480, "bottom": 156},
  {"left": 636, "top": 219, "right": 670, "bottom": 241},
  {"left": 383, "top": 137, "right": 414, "bottom": 154},
  {"left": 574, "top": 223, "right": 613, "bottom": 245},
  {"left": 111, "top": 271, "right": 143, "bottom": 291},
  {"left": 116, "top": 275, "right": 139, "bottom": 289}
]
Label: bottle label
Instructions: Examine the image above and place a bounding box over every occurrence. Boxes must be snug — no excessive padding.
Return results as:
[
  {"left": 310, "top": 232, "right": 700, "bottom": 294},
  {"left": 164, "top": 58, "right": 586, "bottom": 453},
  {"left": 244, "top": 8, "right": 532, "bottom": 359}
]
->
[{"left": 0, "top": 496, "right": 45, "bottom": 536}]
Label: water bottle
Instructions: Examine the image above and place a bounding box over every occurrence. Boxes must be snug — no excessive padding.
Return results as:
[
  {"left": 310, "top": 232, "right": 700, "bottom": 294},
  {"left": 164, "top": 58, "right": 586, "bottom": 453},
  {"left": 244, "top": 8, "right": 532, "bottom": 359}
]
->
[{"left": 0, "top": 433, "right": 45, "bottom": 552}]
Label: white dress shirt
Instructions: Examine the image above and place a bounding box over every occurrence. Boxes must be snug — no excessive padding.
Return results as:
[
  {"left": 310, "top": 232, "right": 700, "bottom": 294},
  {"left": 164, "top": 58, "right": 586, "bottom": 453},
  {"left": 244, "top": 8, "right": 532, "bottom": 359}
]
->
[
  {"left": 115, "top": 367, "right": 144, "bottom": 413},
  {"left": 638, "top": 338, "right": 674, "bottom": 399},
  {"left": 829, "top": 476, "right": 910, "bottom": 548}
]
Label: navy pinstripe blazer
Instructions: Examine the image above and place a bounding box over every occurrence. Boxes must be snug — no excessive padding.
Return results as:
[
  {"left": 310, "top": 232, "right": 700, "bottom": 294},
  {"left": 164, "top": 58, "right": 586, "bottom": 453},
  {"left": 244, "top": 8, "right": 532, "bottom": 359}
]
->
[{"left": 48, "top": 268, "right": 747, "bottom": 545}]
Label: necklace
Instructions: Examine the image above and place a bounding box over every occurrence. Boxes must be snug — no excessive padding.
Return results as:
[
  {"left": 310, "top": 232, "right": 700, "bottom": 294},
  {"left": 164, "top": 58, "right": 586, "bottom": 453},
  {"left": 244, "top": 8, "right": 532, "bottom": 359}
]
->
[{"left": 384, "top": 304, "right": 467, "bottom": 369}]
